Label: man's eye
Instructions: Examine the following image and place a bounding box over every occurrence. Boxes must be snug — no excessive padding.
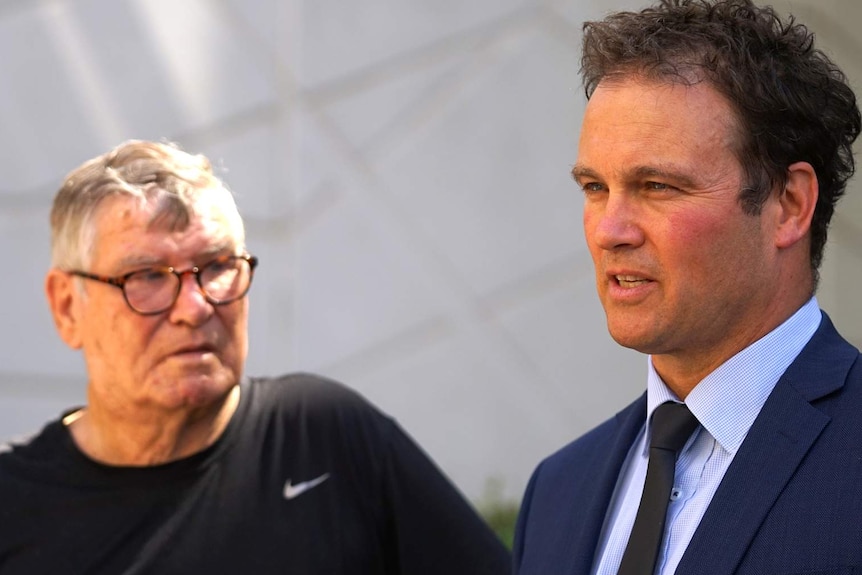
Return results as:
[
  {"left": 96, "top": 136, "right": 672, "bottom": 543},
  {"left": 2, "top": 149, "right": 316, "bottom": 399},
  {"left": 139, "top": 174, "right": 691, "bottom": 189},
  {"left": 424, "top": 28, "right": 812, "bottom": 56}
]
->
[
  {"left": 130, "top": 269, "right": 170, "bottom": 284},
  {"left": 205, "top": 258, "right": 236, "bottom": 275},
  {"left": 581, "top": 182, "right": 605, "bottom": 193},
  {"left": 646, "top": 181, "right": 672, "bottom": 191}
]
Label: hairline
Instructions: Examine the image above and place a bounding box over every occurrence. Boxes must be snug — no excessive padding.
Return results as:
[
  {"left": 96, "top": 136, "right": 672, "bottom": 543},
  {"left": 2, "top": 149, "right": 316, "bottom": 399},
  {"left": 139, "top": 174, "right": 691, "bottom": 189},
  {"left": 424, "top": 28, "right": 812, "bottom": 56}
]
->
[{"left": 53, "top": 186, "right": 246, "bottom": 272}]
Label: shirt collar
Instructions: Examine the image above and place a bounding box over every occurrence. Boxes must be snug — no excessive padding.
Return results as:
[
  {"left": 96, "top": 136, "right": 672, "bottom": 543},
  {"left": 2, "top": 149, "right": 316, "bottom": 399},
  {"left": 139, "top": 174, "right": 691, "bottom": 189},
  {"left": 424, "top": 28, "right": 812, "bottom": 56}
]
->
[{"left": 646, "top": 297, "right": 822, "bottom": 455}]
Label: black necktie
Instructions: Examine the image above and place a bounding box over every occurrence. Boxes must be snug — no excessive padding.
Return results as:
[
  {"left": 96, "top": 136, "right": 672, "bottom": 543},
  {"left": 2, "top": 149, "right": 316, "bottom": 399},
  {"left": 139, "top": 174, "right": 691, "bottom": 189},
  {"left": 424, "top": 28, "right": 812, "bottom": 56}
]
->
[{"left": 617, "top": 402, "right": 700, "bottom": 575}]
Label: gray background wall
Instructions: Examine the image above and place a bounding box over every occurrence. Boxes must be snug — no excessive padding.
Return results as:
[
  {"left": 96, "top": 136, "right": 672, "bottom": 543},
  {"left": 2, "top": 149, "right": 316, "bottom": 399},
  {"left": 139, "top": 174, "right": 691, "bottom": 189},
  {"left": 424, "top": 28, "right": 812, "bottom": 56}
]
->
[{"left": 1, "top": 0, "right": 859, "bottom": 503}]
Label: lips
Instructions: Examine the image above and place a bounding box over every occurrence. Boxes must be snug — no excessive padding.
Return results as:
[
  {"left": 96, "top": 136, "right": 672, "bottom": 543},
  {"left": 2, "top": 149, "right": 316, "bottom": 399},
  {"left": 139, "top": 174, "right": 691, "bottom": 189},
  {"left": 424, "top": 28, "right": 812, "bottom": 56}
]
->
[
  {"left": 614, "top": 274, "right": 651, "bottom": 288},
  {"left": 171, "top": 342, "right": 217, "bottom": 356}
]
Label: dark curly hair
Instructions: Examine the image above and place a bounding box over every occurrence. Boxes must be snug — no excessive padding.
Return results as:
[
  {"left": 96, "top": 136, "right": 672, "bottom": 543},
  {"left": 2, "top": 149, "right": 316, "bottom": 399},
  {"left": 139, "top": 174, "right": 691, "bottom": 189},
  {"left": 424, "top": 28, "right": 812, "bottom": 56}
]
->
[{"left": 582, "top": 0, "right": 860, "bottom": 283}]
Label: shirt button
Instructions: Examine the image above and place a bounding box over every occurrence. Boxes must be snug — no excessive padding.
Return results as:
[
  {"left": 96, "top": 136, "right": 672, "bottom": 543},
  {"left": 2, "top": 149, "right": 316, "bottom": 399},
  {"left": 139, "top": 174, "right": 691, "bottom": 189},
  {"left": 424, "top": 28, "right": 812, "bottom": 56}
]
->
[{"left": 670, "top": 488, "right": 684, "bottom": 501}]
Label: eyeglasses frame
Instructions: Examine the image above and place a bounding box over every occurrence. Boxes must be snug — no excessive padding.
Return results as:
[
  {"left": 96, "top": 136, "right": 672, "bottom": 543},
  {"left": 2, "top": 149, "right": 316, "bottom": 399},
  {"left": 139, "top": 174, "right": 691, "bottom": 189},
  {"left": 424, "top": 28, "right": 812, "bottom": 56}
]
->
[{"left": 67, "top": 254, "right": 259, "bottom": 316}]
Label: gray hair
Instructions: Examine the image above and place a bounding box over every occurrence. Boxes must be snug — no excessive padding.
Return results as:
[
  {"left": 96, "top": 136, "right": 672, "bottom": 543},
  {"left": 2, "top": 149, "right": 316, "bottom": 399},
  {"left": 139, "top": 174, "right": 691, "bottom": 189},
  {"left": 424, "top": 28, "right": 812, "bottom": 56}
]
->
[{"left": 50, "top": 140, "right": 245, "bottom": 270}]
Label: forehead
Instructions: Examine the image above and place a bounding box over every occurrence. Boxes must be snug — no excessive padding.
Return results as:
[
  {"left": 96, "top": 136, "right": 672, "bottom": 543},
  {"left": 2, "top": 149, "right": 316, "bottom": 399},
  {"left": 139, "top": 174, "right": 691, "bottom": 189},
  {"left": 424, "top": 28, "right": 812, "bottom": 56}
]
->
[
  {"left": 91, "top": 194, "right": 243, "bottom": 267},
  {"left": 578, "top": 77, "right": 742, "bottom": 175}
]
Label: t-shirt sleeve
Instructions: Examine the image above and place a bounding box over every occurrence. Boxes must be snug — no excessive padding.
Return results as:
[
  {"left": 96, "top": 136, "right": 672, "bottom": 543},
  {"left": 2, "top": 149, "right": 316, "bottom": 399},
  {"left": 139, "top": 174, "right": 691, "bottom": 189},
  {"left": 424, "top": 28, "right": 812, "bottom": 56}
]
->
[{"left": 377, "top": 417, "right": 511, "bottom": 575}]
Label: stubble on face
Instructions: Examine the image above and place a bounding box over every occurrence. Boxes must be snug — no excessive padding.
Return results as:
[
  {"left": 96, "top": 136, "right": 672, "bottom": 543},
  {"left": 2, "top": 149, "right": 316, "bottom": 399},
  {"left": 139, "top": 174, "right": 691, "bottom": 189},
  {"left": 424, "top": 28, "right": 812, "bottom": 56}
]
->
[
  {"left": 577, "top": 77, "right": 784, "bottom": 392},
  {"left": 78, "top": 195, "right": 249, "bottom": 421}
]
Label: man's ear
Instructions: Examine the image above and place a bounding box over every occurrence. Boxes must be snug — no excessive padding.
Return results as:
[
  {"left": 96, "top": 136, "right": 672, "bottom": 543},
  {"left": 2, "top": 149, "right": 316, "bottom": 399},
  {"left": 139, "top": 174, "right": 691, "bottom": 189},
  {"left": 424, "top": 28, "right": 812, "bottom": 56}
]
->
[
  {"left": 45, "top": 269, "right": 84, "bottom": 349},
  {"left": 773, "top": 161, "right": 818, "bottom": 249}
]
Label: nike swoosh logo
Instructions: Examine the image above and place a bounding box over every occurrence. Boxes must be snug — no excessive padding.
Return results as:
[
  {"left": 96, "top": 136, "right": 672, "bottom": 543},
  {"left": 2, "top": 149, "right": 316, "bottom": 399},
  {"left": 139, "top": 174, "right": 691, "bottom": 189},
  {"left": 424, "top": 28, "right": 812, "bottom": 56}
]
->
[{"left": 283, "top": 473, "right": 331, "bottom": 500}]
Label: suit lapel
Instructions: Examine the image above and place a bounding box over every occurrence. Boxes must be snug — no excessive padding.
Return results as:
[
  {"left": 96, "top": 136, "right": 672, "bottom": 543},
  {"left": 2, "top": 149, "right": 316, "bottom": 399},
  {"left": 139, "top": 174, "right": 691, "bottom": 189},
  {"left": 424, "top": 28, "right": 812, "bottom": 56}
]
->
[
  {"left": 567, "top": 395, "right": 648, "bottom": 575},
  {"left": 676, "top": 313, "right": 857, "bottom": 575},
  {"left": 676, "top": 381, "right": 829, "bottom": 575}
]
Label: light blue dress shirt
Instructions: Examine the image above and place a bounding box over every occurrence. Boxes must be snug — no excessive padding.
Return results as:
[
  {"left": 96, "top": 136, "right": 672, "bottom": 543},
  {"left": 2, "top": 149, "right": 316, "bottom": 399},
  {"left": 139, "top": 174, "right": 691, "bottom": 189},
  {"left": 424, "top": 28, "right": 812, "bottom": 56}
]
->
[{"left": 592, "top": 297, "right": 822, "bottom": 575}]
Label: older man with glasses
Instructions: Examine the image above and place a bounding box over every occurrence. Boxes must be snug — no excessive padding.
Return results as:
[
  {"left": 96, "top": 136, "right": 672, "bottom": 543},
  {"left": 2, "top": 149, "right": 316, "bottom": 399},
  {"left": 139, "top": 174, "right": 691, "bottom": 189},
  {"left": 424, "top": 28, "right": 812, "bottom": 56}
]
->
[{"left": 0, "top": 140, "right": 510, "bottom": 575}]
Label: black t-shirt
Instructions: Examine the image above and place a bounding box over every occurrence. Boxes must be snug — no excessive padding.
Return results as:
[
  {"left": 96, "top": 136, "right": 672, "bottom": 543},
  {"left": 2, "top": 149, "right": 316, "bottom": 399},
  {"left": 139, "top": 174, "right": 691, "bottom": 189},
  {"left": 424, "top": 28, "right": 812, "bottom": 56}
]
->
[{"left": 0, "top": 374, "right": 510, "bottom": 574}]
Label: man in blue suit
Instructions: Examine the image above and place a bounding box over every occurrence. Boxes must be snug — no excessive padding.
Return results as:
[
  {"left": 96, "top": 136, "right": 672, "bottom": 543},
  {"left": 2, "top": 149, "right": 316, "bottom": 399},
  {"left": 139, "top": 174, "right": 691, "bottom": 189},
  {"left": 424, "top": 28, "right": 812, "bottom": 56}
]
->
[{"left": 514, "top": 1, "right": 862, "bottom": 574}]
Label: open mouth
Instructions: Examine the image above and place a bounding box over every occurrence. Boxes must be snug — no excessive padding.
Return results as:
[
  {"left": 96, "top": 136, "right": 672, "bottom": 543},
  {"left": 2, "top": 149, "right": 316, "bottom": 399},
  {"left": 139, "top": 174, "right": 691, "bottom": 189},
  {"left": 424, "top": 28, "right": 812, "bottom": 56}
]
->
[
  {"left": 173, "top": 344, "right": 217, "bottom": 356},
  {"left": 615, "top": 275, "right": 651, "bottom": 288}
]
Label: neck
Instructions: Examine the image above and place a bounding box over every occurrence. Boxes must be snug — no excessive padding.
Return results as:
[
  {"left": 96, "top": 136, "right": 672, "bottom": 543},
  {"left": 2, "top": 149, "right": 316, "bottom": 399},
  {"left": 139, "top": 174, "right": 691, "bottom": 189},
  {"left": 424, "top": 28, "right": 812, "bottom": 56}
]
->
[
  {"left": 655, "top": 293, "right": 814, "bottom": 399},
  {"left": 66, "top": 384, "right": 241, "bottom": 466}
]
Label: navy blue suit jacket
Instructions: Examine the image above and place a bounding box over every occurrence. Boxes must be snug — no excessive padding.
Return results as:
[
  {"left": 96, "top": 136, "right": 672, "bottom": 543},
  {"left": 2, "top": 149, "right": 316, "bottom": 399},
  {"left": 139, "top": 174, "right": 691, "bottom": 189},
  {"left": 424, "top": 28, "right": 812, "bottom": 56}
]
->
[{"left": 514, "top": 313, "right": 862, "bottom": 574}]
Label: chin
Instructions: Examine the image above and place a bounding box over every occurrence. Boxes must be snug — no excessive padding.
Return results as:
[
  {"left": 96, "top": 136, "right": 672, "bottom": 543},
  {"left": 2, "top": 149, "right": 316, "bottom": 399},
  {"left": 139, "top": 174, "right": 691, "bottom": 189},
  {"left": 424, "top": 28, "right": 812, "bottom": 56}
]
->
[
  {"left": 159, "top": 371, "right": 238, "bottom": 409},
  {"left": 606, "top": 324, "right": 658, "bottom": 354}
]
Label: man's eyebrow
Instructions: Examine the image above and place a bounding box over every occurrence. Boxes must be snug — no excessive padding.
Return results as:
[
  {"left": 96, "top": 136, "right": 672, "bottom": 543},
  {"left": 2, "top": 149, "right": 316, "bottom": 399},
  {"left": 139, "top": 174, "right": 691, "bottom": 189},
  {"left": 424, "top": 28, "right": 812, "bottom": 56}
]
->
[
  {"left": 571, "top": 165, "right": 600, "bottom": 181},
  {"left": 116, "top": 255, "right": 163, "bottom": 270},
  {"left": 630, "top": 165, "right": 697, "bottom": 187},
  {"left": 114, "top": 244, "right": 238, "bottom": 271},
  {"left": 571, "top": 164, "right": 699, "bottom": 188},
  {"left": 197, "top": 243, "right": 238, "bottom": 259}
]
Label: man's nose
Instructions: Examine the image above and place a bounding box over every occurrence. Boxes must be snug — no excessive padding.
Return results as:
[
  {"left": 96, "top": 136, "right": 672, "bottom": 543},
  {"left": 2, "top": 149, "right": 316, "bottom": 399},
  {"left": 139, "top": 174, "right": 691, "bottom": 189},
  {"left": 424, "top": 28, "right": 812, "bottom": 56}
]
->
[
  {"left": 587, "top": 191, "right": 645, "bottom": 251},
  {"left": 169, "top": 272, "right": 213, "bottom": 325}
]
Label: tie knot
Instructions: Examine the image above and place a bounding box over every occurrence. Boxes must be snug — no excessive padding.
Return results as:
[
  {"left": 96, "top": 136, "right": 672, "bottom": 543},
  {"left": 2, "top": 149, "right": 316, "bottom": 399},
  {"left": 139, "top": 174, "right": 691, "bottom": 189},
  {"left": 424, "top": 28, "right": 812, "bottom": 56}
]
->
[{"left": 650, "top": 402, "right": 699, "bottom": 452}]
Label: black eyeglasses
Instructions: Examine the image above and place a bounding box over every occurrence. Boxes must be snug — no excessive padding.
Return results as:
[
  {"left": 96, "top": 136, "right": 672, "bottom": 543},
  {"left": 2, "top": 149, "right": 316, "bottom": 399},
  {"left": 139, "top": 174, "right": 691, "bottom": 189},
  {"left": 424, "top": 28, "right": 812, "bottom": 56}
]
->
[{"left": 69, "top": 254, "right": 259, "bottom": 315}]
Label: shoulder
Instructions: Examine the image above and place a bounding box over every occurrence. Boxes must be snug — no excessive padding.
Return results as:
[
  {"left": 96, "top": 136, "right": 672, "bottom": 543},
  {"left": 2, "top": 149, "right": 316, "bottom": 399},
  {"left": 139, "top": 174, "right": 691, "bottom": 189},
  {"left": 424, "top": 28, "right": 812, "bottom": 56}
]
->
[
  {"left": 0, "top": 418, "right": 68, "bottom": 486},
  {"left": 243, "top": 373, "right": 395, "bottom": 438},
  {"left": 783, "top": 311, "right": 862, "bottom": 402},
  {"left": 514, "top": 406, "right": 640, "bottom": 570},
  {"left": 515, "top": 398, "right": 644, "bottom": 566},
  {"left": 519, "top": 395, "right": 644, "bottom": 516},
  {"left": 238, "top": 374, "right": 411, "bottom": 486},
  {"left": 246, "top": 372, "right": 381, "bottom": 413},
  {"left": 535, "top": 418, "right": 619, "bottom": 485},
  {"left": 0, "top": 418, "right": 65, "bottom": 460},
  {"left": 540, "top": 397, "right": 643, "bottom": 477}
]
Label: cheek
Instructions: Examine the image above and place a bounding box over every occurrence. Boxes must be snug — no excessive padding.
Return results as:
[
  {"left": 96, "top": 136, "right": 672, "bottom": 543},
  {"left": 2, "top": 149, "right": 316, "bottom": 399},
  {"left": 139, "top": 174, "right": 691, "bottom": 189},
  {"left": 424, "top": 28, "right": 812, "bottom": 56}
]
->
[
  {"left": 81, "top": 305, "right": 116, "bottom": 352},
  {"left": 82, "top": 310, "right": 153, "bottom": 382},
  {"left": 98, "top": 316, "right": 152, "bottom": 361},
  {"left": 582, "top": 208, "right": 602, "bottom": 255},
  {"left": 657, "top": 210, "right": 731, "bottom": 275},
  {"left": 218, "top": 304, "right": 249, "bottom": 360},
  {"left": 665, "top": 206, "right": 721, "bottom": 241},
  {"left": 664, "top": 204, "right": 738, "bottom": 250},
  {"left": 662, "top": 207, "right": 763, "bottom": 286}
]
